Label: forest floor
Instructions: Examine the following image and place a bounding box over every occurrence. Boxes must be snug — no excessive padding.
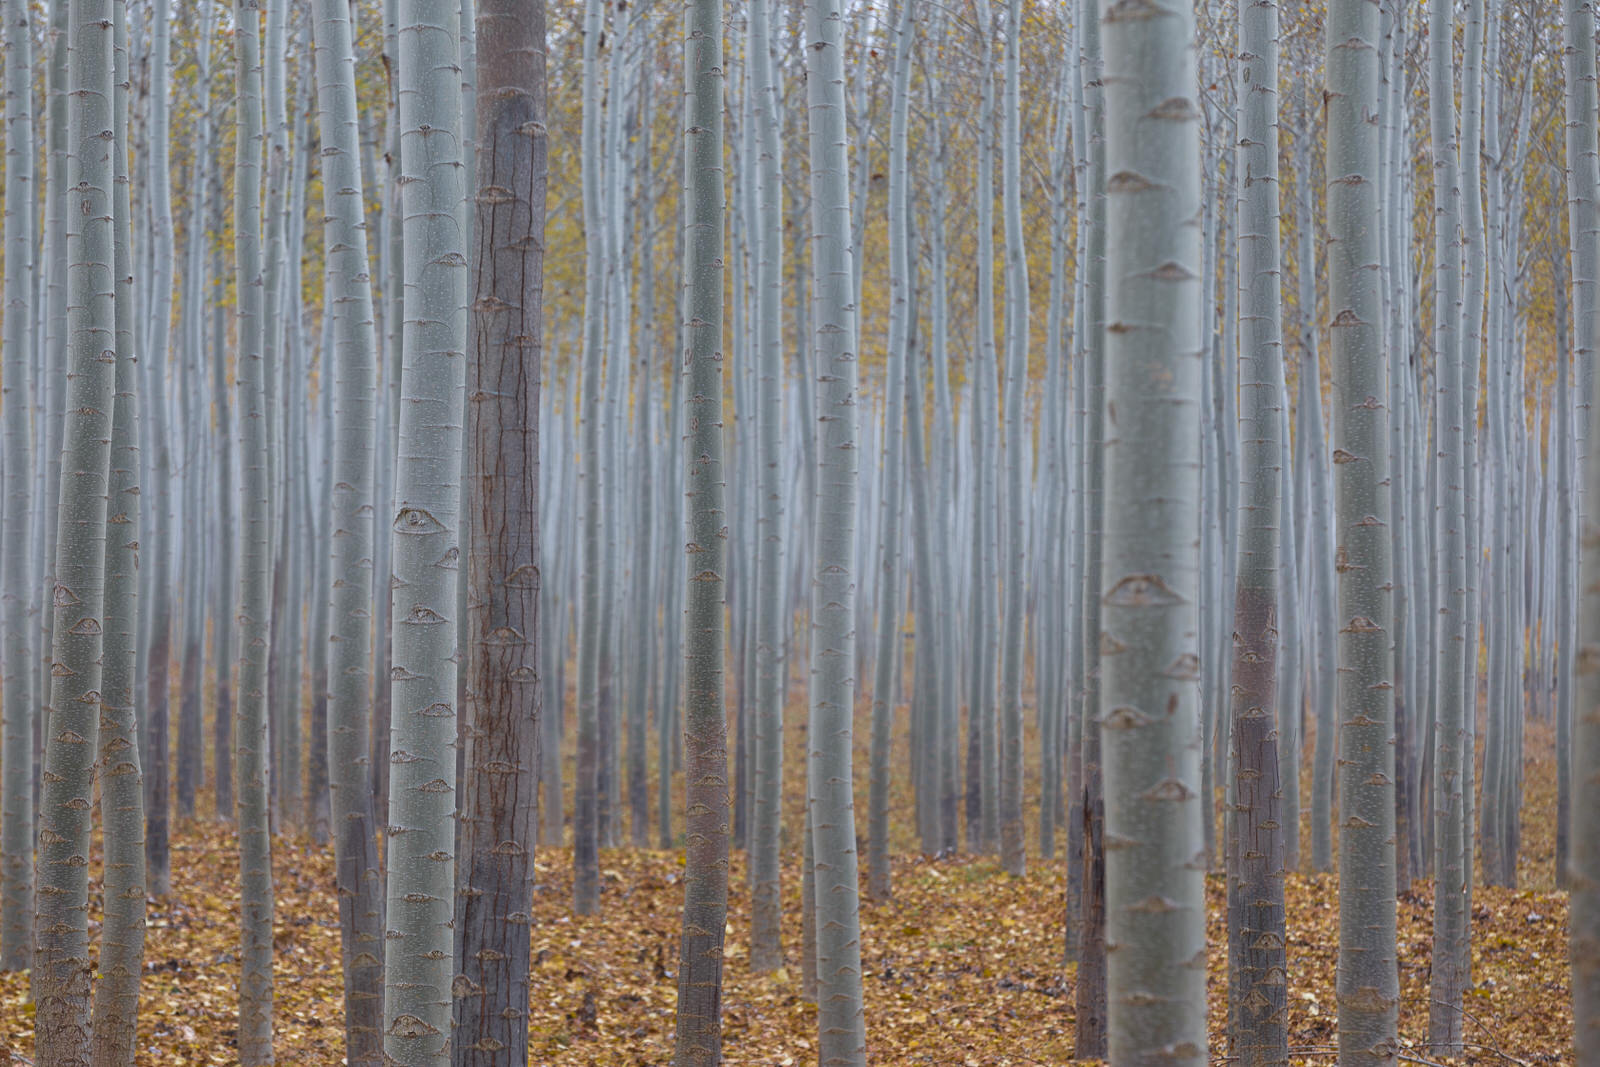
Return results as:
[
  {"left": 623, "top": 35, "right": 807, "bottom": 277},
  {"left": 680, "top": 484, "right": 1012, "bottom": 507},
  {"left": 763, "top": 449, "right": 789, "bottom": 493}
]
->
[{"left": 0, "top": 714, "right": 1575, "bottom": 1065}]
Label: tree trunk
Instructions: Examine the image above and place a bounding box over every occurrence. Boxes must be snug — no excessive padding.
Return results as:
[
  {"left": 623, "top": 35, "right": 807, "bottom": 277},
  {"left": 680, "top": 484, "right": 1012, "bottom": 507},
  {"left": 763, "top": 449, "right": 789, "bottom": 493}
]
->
[
  {"left": 89, "top": 8, "right": 147, "bottom": 1058},
  {"left": 450, "top": 2, "right": 546, "bottom": 1060},
  {"left": 1426, "top": 0, "right": 1469, "bottom": 1042},
  {"left": 803, "top": 0, "right": 867, "bottom": 1055},
  {"left": 233, "top": 2, "right": 276, "bottom": 1060},
  {"left": 1326, "top": 0, "right": 1401, "bottom": 1050},
  {"left": 1226, "top": 0, "right": 1289, "bottom": 1053},
  {"left": 0, "top": 0, "right": 36, "bottom": 973},
  {"left": 311, "top": 0, "right": 387, "bottom": 1057},
  {"left": 1566, "top": 0, "right": 1600, "bottom": 1049},
  {"left": 672, "top": 0, "right": 730, "bottom": 1055},
  {"left": 1098, "top": 0, "right": 1208, "bottom": 1056},
  {"left": 383, "top": 0, "right": 469, "bottom": 1060},
  {"left": 572, "top": 0, "right": 605, "bottom": 916},
  {"left": 1075, "top": 0, "right": 1108, "bottom": 1048},
  {"left": 996, "top": 0, "right": 1028, "bottom": 880},
  {"left": 748, "top": 0, "right": 787, "bottom": 971},
  {"left": 32, "top": 1, "right": 118, "bottom": 1061}
]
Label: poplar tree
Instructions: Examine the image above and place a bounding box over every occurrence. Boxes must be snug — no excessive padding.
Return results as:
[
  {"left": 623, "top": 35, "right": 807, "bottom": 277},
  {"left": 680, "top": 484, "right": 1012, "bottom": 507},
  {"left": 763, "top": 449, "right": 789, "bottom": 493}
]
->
[
  {"left": 805, "top": 0, "right": 867, "bottom": 1053},
  {"left": 383, "top": 0, "right": 469, "bottom": 1059},
  {"left": 1428, "top": 0, "right": 1470, "bottom": 1042},
  {"left": 33, "top": 1, "right": 118, "bottom": 1061},
  {"left": 1075, "top": 0, "right": 1110, "bottom": 1045},
  {"left": 748, "top": 0, "right": 788, "bottom": 971},
  {"left": 672, "top": 0, "right": 731, "bottom": 1052},
  {"left": 452, "top": 0, "right": 547, "bottom": 1059},
  {"left": 572, "top": 0, "right": 605, "bottom": 916},
  {"left": 997, "top": 0, "right": 1028, "bottom": 879},
  {"left": 142, "top": 0, "right": 177, "bottom": 900},
  {"left": 1227, "top": 0, "right": 1289, "bottom": 1052},
  {"left": 90, "top": 5, "right": 147, "bottom": 1056},
  {"left": 1567, "top": 0, "right": 1600, "bottom": 1051},
  {"left": 868, "top": 0, "right": 914, "bottom": 900},
  {"left": 0, "top": 0, "right": 35, "bottom": 973},
  {"left": 1326, "top": 0, "right": 1401, "bottom": 1052},
  {"left": 312, "top": 0, "right": 386, "bottom": 1057},
  {"left": 234, "top": 1, "right": 277, "bottom": 1061},
  {"left": 1097, "top": 0, "right": 1207, "bottom": 1056}
]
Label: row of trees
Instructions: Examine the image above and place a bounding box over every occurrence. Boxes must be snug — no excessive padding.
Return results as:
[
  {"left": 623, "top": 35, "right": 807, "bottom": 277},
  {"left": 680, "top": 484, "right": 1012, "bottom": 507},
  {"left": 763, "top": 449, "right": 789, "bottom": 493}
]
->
[{"left": 0, "top": 0, "right": 1594, "bottom": 1064}]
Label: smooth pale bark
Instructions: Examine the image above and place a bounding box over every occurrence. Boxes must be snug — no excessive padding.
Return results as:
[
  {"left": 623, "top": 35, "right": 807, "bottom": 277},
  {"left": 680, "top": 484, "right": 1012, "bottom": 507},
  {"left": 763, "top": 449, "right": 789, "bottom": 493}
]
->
[
  {"left": 1226, "top": 0, "right": 1288, "bottom": 1053},
  {"left": 1275, "top": 375, "right": 1302, "bottom": 875},
  {"left": 626, "top": 86, "right": 655, "bottom": 853},
  {"left": 175, "top": 10, "right": 212, "bottom": 820},
  {"left": 312, "top": 0, "right": 386, "bottom": 1057},
  {"left": 1568, "top": 0, "right": 1600, "bottom": 1050},
  {"left": 967, "top": 0, "right": 999, "bottom": 857},
  {"left": 1097, "top": 0, "right": 1207, "bottom": 1059},
  {"left": 1427, "top": 0, "right": 1469, "bottom": 1043},
  {"left": 997, "top": 0, "right": 1028, "bottom": 879},
  {"left": 384, "top": 0, "right": 469, "bottom": 1060},
  {"left": 749, "top": 0, "right": 787, "bottom": 971},
  {"left": 90, "top": 10, "right": 147, "bottom": 1055},
  {"left": 1326, "top": 0, "right": 1400, "bottom": 1054},
  {"left": 804, "top": 0, "right": 867, "bottom": 1056},
  {"left": 32, "top": 2, "right": 117, "bottom": 1062},
  {"left": 371, "top": 0, "right": 402, "bottom": 833},
  {"left": 923, "top": 46, "right": 960, "bottom": 853},
  {"left": 1557, "top": 274, "right": 1577, "bottom": 891},
  {"left": 672, "top": 0, "right": 730, "bottom": 1057},
  {"left": 868, "top": 0, "right": 914, "bottom": 901},
  {"left": 261, "top": 0, "right": 289, "bottom": 834},
  {"left": 233, "top": 3, "right": 276, "bottom": 1061},
  {"left": 35, "top": 0, "right": 68, "bottom": 816},
  {"left": 142, "top": 0, "right": 176, "bottom": 901},
  {"left": 1457, "top": 0, "right": 1485, "bottom": 960},
  {"left": 450, "top": 0, "right": 546, "bottom": 1060},
  {"left": 308, "top": 324, "right": 333, "bottom": 848},
  {"left": 0, "top": 0, "right": 35, "bottom": 972},
  {"left": 571, "top": 0, "right": 604, "bottom": 915}
]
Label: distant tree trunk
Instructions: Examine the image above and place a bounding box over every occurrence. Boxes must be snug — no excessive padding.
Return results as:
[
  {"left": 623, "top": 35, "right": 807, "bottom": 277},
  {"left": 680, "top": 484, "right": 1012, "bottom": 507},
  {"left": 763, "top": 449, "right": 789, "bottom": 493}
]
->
[
  {"left": 1326, "top": 0, "right": 1400, "bottom": 1050},
  {"left": 233, "top": 2, "right": 276, "bottom": 1061},
  {"left": 383, "top": 0, "right": 469, "bottom": 1060},
  {"left": 1098, "top": 0, "right": 1207, "bottom": 1056},
  {"left": 1427, "top": 0, "right": 1469, "bottom": 1042},
  {"left": 142, "top": 0, "right": 177, "bottom": 902},
  {"left": 90, "top": 7, "right": 147, "bottom": 1057},
  {"left": 175, "top": 37, "right": 211, "bottom": 816},
  {"left": 210, "top": 178, "right": 236, "bottom": 824},
  {"left": 32, "top": 1, "right": 117, "bottom": 1061},
  {"left": 0, "top": 0, "right": 36, "bottom": 973},
  {"left": 966, "top": 0, "right": 998, "bottom": 858},
  {"left": 572, "top": 0, "right": 605, "bottom": 916},
  {"left": 748, "top": 0, "right": 787, "bottom": 971},
  {"left": 451, "top": 0, "right": 546, "bottom": 1060},
  {"left": 804, "top": 0, "right": 868, "bottom": 1054},
  {"left": 996, "top": 0, "right": 1028, "bottom": 880},
  {"left": 868, "top": 0, "right": 914, "bottom": 902},
  {"left": 260, "top": 0, "right": 289, "bottom": 834}
]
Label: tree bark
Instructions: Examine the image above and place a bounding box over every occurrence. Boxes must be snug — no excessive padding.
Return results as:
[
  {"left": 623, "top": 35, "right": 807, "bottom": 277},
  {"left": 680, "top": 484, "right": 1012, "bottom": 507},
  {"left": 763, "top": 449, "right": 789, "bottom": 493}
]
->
[
  {"left": 450, "top": 0, "right": 546, "bottom": 1059},
  {"left": 32, "top": 1, "right": 118, "bottom": 1061},
  {"left": 1326, "top": 0, "right": 1401, "bottom": 1051}
]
